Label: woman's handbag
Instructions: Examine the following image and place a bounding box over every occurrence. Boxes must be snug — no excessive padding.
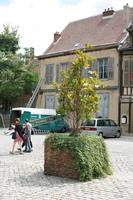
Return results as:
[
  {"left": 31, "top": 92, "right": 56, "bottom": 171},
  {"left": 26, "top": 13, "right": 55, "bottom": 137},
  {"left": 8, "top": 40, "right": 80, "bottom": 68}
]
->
[{"left": 12, "top": 132, "right": 16, "bottom": 140}]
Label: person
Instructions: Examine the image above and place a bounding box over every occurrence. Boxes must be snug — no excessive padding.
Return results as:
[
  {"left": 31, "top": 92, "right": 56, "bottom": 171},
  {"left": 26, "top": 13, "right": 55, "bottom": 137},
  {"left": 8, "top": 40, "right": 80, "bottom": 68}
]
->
[
  {"left": 23, "top": 119, "right": 32, "bottom": 152},
  {"left": 10, "top": 118, "right": 24, "bottom": 155}
]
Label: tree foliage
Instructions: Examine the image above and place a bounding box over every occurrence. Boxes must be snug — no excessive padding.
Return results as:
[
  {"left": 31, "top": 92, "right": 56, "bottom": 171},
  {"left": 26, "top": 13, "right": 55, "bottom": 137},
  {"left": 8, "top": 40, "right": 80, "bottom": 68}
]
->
[
  {"left": 0, "top": 25, "right": 38, "bottom": 111},
  {"left": 54, "top": 47, "right": 103, "bottom": 135},
  {"left": 0, "top": 25, "right": 20, "bottom": 54}
]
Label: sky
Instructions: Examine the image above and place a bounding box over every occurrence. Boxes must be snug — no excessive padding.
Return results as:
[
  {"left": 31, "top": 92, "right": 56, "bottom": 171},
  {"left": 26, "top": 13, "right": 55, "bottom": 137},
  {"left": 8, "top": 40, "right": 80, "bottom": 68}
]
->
[{"left": 0, "top": 0, "right": 133, "bottom": 56}]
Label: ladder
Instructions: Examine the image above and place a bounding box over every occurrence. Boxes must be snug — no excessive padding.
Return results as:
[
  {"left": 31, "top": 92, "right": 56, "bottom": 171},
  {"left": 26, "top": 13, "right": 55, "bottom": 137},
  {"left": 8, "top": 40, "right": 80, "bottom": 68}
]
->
[{"left": 26, "top": 78, "right": 43, "bottom": 108}]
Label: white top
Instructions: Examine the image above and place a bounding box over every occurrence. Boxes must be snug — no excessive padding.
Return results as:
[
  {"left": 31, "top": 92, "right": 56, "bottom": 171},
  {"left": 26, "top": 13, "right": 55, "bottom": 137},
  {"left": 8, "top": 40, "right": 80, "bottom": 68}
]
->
[{"left": 12, "top": 107, "right": 56, "bottom": 116}]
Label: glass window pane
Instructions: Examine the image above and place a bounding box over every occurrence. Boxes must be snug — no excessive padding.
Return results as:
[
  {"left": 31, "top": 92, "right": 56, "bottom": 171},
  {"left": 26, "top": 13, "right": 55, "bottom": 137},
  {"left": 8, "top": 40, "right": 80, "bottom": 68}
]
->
[{"left": 86, "top": 120, "right": 95, "bottom": 126}]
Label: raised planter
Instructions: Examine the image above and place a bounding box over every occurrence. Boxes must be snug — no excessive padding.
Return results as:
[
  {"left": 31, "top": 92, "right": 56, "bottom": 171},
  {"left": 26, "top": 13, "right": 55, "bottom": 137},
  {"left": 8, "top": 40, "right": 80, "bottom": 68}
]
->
[
  {"left": 44, "top": 134, "right": 112, "bottom": 181},
  {"left": 44, "top": 140, "right": 79, "bottom": 179}
]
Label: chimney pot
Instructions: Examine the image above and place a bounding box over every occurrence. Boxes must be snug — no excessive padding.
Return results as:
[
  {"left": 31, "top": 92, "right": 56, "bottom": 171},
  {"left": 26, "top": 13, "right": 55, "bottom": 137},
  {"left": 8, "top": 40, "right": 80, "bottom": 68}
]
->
[{"left": 102, "top": 7, "right": 114, "bottom": 17}]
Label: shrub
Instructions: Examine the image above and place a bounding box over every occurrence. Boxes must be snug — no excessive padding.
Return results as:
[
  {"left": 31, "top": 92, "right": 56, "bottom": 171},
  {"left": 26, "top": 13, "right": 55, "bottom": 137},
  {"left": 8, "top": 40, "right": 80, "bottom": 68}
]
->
[{"left": 45, "top": 134, "right": 112, "bottom": 181}]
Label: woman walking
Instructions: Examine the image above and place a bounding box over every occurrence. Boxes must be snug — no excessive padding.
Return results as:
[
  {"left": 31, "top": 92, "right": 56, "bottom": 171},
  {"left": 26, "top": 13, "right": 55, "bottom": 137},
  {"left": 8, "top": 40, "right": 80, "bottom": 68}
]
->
[{"left": 10, "top": 118, "right": 24, "bottom": 155}]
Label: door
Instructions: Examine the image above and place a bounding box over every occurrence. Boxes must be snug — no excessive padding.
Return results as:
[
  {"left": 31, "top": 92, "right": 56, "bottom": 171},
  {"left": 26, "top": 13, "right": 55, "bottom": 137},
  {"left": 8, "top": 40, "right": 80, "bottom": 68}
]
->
[{"left": 20, "top": 111, "right": 31, "bottom": 124}]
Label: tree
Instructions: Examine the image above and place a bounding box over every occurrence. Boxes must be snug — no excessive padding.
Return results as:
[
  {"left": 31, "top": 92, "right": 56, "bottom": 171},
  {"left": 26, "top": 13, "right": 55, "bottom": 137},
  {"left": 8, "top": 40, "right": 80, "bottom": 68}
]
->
[
  {"left": 0, "top": 25, "right": 38, "bottom": 111},
  {"left": 54, "top": 47, "right": 103, "bottom": 135},
  {"left": 0, "top": 25, "right": 20, "bottom": 54}
]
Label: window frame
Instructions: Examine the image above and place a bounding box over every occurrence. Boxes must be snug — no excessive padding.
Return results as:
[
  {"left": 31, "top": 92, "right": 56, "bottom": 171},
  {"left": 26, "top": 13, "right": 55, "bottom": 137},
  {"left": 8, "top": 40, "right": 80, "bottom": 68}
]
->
[
  {"left": 56, "top": 62, "right": 71, "bottom": 83},
  {"left": 45, "top": 95, "right": 55, "bottom": 109},
  {"left": 91, "top": 57, "right": 114, "bottom": 80}
]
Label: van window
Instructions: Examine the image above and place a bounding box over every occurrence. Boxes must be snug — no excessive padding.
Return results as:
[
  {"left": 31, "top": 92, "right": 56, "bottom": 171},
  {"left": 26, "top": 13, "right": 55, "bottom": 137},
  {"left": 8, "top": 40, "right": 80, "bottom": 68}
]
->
[
  {"left": 109, "top": 120, "right": 117, "bottom": 126},
  {"left": 103, "top": 119, "right": 110, "bottom": 126},
  {"left": 97, "top": 120, "right": 104, "bottom": 126},
  {"left": 86, "top": 120, "right": 95, "bottom": 126}
]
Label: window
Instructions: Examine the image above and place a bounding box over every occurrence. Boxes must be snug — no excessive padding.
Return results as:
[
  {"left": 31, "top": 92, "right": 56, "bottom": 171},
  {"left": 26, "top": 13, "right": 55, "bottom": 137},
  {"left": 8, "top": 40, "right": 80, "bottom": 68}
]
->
[
  {"left": 45, "top": 95, "right": 55, "bottom": 109},
  {"left": 45, "top": 64, "right": 54, "bottom": 84},
  {"left": 56, "top": 62, "right": 71, "bottom": 82},
  {"left": 98, "top": 58, "right": 108, "bottom": 79},
  {"left": 109, "top": 120, "right": 116, "bottom": 126},
  {"left": 123, "top": 58, "right": 133, "bottom": 87},
  {"left": 86, "top": 120, "right": 95, "bottom": 126},
  {"left": 97, "top": 120, "right": 104, "bottom": 126},
  {"left": 103, "top": 119, "right": 110, "bottom": 126},
  {"left": 92, "top": 57, "right": 114, "bottom": 80}
]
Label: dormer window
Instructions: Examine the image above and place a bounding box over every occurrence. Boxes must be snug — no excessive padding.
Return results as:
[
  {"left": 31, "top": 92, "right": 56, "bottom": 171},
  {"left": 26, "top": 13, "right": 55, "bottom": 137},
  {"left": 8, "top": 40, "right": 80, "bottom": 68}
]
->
[
  {"left": 74, "top": 43, "right": 80, "bottom": 47},
  {"left": 127, "top": 24, "right": 133, "bottom": 48}
]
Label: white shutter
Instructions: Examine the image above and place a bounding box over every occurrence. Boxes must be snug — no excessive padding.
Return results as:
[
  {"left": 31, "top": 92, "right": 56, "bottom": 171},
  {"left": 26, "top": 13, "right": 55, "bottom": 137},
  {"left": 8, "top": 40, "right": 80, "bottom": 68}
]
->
[
  {"left": 97, "top": 93, "right": 109, "bottom": 118},
  {"left": 108, "top": 57, "right": 114, "bottom": 80}
]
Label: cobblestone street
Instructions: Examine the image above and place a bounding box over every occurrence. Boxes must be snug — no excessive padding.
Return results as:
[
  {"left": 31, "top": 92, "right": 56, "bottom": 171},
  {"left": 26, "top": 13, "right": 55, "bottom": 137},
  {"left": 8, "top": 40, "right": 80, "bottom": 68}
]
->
[{"left": 0, "top": 129, "right": 133, "bottom": 200}]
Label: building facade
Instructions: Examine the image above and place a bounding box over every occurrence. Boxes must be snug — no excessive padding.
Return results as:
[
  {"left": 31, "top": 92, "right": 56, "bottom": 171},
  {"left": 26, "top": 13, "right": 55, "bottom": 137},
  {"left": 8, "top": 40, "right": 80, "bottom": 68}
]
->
[{"left": 36, "top": 4, "right": 133, "bottom": 133}]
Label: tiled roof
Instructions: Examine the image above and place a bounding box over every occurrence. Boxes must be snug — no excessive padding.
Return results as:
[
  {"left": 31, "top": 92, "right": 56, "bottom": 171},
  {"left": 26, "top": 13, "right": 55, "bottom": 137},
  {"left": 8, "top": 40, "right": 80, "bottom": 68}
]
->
[{"left": 44, "top": 8, "right": 133, "bottom": 55}]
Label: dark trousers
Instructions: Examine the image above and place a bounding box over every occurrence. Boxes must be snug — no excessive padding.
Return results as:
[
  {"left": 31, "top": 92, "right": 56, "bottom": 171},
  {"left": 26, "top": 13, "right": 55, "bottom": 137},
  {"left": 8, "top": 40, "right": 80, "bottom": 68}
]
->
[{"left": 22, "top": 140, "right": 33, "bottom": 148}]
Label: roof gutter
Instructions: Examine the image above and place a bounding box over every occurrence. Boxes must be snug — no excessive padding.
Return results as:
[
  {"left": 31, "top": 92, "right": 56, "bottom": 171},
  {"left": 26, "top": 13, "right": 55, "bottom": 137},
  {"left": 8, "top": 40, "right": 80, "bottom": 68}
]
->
[{"left": 37, "top": 43, "right": 118, "bottom": 59}]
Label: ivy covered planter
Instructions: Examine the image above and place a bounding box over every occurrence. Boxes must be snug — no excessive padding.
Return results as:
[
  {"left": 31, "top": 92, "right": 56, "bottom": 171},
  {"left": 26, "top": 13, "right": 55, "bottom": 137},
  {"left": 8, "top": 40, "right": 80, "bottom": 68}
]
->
[{"left": 44, "top": 134, "right": 112, "bottom": 181}]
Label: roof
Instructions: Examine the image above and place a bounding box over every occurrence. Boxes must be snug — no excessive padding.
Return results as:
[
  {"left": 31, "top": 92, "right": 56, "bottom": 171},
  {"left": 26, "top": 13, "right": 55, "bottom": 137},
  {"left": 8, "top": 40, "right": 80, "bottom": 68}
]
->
[{"left": 41, "top": 7, "right": 133, "bottom": 57}]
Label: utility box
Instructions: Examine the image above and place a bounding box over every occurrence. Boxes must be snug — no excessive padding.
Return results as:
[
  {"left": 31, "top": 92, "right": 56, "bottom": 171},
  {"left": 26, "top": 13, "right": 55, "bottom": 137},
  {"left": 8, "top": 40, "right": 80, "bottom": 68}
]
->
[{"left": 121, "top": 114, "right": 128, "bottom": 124}]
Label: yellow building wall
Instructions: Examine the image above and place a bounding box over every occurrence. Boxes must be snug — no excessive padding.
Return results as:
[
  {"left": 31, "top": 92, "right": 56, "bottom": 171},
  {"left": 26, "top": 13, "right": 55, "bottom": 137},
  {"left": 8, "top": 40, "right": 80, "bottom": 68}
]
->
[{"left": 37, "top": 48, "right": 119, "bottom": 121}]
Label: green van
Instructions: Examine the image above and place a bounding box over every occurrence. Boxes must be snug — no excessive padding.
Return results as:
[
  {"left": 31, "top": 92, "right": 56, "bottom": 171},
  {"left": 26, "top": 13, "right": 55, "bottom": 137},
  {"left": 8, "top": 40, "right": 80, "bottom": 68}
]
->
[{"left": 10, "top": 107, "right": 69, "bottom": 133}]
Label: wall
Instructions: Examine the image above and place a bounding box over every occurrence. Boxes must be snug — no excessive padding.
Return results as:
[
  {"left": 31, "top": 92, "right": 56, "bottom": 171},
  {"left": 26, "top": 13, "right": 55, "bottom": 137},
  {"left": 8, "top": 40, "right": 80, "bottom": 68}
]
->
[{"left": 37, "top": 47, "right": 119, "bottom": 121}]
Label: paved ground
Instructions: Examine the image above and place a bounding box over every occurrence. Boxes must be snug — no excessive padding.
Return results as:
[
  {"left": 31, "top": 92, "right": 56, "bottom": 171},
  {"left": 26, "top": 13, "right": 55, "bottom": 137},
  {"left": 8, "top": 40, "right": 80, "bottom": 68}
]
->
[{"left": 0, "top": 129, "right": 133, "bottom": 200}]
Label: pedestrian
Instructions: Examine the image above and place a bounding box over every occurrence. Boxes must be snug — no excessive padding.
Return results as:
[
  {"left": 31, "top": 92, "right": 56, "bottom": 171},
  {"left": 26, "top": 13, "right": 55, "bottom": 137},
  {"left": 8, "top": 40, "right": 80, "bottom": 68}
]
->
[
  {"left": 23, "top": 119, "right": 32, "bottom": 152},
  {"left": 10, "top": 118, "right": 24, "bottom": 155}
]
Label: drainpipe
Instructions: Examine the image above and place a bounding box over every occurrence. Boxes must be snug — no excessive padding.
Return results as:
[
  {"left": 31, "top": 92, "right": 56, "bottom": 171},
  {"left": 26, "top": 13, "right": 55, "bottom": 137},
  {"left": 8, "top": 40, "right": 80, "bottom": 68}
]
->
[{"left": 118, "top": 51, "right": 123, "bottom": 126}]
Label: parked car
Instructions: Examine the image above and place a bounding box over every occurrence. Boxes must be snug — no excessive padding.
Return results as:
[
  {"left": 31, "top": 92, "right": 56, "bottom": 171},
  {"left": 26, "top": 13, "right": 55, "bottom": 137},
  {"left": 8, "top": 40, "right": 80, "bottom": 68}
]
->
[{"left": 80, "top": 118, "right": 122, "bottom": 138}]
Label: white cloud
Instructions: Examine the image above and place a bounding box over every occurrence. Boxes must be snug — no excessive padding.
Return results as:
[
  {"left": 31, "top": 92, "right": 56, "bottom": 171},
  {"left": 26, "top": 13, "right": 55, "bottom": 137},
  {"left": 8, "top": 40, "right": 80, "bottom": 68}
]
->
[{"left": 0, "top": 0, "right": 133, "bottom": 55}]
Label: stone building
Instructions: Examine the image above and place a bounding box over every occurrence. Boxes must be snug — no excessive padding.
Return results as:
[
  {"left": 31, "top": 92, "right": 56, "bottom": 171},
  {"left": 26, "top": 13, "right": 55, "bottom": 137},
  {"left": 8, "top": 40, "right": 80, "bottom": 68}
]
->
[{"left": 36, "top": 4, "right": 133, "bottom": 133}]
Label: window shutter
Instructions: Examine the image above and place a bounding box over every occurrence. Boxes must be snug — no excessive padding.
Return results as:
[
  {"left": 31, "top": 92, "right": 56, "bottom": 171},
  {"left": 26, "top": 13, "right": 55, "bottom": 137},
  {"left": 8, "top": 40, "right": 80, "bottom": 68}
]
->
[
  {"left": 56, "top": 64, "right": 60, "bottom": 83},
  {"left": 56, "top": 62, "right": 71, "bottom": 82},
  {"left": 50, "top": 65, "right": 53, "bottom": 83},
  {"left": 91, "top": 59, "right": 99, "bottom": 78},
  {"left": 45, "top": 64, "right": 54, "bottom": 84},
  {"left": 45, "top": 65, "right": 49, "bottom": 84},
  {"left": 108, "top": 57, "right": 114, "bottom": 80},
  {"left": 67, "top": 61, "right": 72, "bottom": 69},
  {"left": 82, "top": 68, "right": 88, "bottom": 77},
  {"left": 123, "top": 60, "right": 129, "bottom": 86},
  {"left": 130, "top": 60, "right": 133, "bottom": 86},
  {"left": 45, "top": 95, "right": 55, "bottom": 109}
]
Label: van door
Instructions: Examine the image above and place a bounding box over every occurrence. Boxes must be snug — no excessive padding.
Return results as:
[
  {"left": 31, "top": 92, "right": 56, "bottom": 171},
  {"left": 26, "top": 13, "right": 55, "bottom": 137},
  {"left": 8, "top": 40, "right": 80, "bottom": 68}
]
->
[{"left": 20, "top": 111, "right": 31, "bottom": 123}]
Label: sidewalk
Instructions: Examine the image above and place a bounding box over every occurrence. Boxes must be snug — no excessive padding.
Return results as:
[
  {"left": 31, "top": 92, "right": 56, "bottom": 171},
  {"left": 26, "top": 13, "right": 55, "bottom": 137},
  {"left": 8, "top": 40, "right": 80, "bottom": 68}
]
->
[{"left": 0, "top": 128, "right": 133, "bottom": 199}]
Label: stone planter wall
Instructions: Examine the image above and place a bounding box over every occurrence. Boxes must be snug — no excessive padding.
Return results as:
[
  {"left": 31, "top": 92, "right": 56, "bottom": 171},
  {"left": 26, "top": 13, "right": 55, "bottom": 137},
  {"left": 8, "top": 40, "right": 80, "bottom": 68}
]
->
[{"left": 44, "top": 140, "right": 79, "bottom": 179}]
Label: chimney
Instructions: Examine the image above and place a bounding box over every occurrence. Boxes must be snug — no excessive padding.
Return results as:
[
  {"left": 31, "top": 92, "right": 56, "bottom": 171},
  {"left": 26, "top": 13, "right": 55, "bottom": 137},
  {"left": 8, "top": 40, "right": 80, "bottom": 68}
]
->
[
  {"left": 54, "top": 32, "right": 61, "bottom": 43},
  {"left": 123, "top": 4, "right": 131, "bottom": 31},
  {"left": 102, "top": 7, "right": 115, "bottom": 18}
]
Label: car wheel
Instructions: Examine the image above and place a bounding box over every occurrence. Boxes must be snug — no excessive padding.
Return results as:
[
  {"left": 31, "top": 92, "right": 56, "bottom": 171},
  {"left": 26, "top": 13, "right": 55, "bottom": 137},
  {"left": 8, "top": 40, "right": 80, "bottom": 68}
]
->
[
  {"left": 115, "top": 131, "right": 121, "bottom": 138},
  {"left": 98, "top": 132, "right": 103, "bottom": 137}
]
